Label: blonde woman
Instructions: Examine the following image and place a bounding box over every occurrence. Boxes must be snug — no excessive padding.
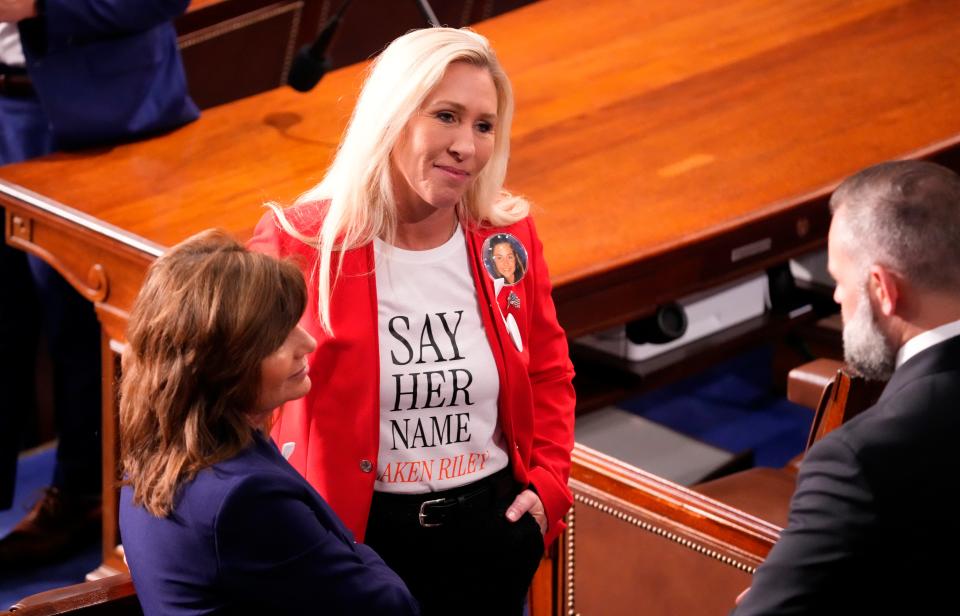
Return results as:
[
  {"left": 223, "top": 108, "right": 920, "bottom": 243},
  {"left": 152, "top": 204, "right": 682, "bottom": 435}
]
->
[
  {"left": 118, "top": 230, "right": 418, "bottom": 616},
  {"left": 250, "top": 27, "right": 575, "bottom": 615}
]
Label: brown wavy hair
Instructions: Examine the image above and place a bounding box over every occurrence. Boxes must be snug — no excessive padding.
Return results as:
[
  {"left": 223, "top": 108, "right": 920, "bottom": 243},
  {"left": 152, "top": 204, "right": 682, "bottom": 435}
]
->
[{"left": 120, "top": 229, "right": 306, "bottom": 516}]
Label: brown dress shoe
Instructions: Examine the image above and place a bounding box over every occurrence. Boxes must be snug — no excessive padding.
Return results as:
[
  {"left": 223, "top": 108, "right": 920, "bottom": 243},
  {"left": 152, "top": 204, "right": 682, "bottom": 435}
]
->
[{"left": 0, "top": 487, "right": 102, "bottom": 571}]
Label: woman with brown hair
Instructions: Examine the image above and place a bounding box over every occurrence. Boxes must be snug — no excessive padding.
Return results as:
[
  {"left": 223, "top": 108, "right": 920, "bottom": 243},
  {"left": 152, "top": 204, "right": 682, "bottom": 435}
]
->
[{"left": 118, "top": 229, "right": 418, "bottom": 616}]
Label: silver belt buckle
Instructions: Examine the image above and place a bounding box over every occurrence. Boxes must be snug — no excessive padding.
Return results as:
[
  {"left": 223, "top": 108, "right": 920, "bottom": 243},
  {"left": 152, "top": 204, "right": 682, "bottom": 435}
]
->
[{"left": 418, "top": 497, "right": 448, "bottom": 528}]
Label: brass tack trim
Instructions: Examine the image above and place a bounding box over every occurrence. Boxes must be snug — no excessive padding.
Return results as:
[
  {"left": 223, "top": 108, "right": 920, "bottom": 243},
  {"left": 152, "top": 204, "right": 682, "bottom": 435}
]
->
[
  {"left": 563, "top": 492, "right": 757, "bottom": 613},
  {"left": 565, "top": 506, "right": 577, "bottom": 616},
  {"left": 178, "top": 3, "right": 303, "bottom": 50},
  {"left": 573, "top": 493, "right": 756, "bottom": 574}
]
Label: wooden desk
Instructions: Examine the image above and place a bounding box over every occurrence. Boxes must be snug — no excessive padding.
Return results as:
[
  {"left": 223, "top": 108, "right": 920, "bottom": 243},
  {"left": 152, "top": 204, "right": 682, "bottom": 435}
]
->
[{"left": 3, "top": 0, "right": 960, "bottom": 581}]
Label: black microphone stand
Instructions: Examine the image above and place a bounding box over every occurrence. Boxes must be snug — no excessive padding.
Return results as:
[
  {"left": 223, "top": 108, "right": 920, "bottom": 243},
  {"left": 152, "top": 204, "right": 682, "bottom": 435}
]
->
[
  {"left": 415, "top": 0, "right": 440, "bottom": 27},
  {"left": 286, "top": 0, "right": 353, "bottom": 92},
  {"left": 287, "top": 0, "right": 441, "bottom": 92}
]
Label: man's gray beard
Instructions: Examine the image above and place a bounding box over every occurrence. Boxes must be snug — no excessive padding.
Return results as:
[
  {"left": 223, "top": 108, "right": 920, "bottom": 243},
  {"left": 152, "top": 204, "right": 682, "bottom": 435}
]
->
[{"left": 842, "top": 285, "right": 896, "bottom": 381}]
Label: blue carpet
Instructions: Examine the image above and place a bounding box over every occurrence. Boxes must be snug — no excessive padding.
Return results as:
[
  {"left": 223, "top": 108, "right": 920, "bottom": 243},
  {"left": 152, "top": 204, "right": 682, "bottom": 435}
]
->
[
  {"left": 0, "top": 446, "right": 100, "bottom": 608},
  {"left": 619, "top": 346, "right": 813, "bottom": 468}
]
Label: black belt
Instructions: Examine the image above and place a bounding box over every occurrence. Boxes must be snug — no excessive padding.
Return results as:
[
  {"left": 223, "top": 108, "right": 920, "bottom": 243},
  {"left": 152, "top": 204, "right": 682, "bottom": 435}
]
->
[
  {"left": 0, "top": 68, "right": 34, "bottom": 97},
  {"left": 370, "top": 467, "right": 517, "bottom": 529}
]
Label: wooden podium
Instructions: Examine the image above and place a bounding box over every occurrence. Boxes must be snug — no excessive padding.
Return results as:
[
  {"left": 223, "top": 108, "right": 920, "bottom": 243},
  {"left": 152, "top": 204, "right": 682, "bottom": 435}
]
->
[{"left": 3, "top": 0, "right": 960, "bottom": 604}]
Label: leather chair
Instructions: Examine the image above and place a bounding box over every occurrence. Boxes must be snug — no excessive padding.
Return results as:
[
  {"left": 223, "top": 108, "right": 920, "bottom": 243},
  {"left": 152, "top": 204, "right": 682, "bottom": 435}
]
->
[{"left": 694, "top": 359, "right": 882, "bottom": 523}]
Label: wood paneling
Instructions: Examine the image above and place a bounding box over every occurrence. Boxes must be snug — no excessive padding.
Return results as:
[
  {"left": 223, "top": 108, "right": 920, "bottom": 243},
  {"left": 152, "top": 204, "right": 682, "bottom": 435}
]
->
[{"left": 176, "top": 0, "right": 538, "bottom": 109}]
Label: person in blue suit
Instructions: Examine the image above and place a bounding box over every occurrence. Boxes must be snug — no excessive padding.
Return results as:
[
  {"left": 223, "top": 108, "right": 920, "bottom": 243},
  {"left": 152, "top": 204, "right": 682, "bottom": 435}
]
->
[
  {"left": 1, "top": 0, "right": 198, "bottom": 158},
  {"left": 0, "top": 0, "right": 198, "bottom": 569},
  {"left": 118, "top": 229, "right": 419, "bottom": 615}
]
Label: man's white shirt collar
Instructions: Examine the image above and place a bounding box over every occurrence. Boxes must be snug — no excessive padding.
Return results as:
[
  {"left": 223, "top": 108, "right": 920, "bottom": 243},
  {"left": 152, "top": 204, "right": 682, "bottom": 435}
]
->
[{"left": 895, "top": 318, "right": 960, "bottom": 369}]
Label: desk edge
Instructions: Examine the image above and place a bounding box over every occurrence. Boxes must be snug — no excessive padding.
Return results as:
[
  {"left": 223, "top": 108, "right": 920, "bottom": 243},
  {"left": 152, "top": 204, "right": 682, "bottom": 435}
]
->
[{"left": 0, "top": 179, "right": 165, "bottom": 258}]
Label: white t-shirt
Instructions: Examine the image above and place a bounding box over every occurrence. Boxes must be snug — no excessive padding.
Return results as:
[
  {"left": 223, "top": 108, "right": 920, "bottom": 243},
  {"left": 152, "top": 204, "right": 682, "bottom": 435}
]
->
[
  {"left": 0, "top": 23, "right": 25, "bottom": 67},
  {"left": 374, "top": 226, "right": 509, "bottom": 494}
]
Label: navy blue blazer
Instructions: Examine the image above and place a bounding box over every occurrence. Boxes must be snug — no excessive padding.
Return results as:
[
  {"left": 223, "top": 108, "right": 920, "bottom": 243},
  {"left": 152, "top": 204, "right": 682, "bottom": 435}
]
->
[
  {"left": 733, "top": 334, "right": 960, "bottom": 615},
  {"left": 17, "top": 0, "right": 199, "bottom": 149},
  {"left": 120, "top": 432, "right": 419, "bottom": 616}
]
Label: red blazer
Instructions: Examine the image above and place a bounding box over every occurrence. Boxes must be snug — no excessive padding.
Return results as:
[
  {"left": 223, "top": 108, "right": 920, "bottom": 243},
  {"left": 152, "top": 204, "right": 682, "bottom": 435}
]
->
[{"left": 249, "top": 202, "right": 575, "bottom": 544}]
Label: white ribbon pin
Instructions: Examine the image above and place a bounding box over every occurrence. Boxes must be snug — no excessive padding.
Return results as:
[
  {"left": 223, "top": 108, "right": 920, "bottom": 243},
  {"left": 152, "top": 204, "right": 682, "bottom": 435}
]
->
[{"left": 494, "top": 278, "right": 523, "bottom": 352}]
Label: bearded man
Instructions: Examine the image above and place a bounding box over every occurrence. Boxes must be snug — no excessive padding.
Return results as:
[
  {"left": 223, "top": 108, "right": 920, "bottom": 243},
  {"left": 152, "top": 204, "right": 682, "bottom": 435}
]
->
[{"left": 732, "top": 160, "right": 960, "bottom": 614}]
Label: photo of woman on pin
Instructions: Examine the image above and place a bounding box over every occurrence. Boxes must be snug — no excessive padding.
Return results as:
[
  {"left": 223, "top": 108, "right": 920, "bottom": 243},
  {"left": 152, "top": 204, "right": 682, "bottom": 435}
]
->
[{"left": 484, "top": 233, "right": 527, "bottom": 285}]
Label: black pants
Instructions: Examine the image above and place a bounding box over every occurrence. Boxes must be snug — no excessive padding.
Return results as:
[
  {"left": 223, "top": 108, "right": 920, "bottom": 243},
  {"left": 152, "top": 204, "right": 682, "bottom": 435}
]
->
[
  {"left": 2, "top": 96, "right": 101, "bottom": 510},
  {"left": 0, "top": 240, "right": 102, "bottom": 509},
  {"left": 365, "top": 469, "right": 544, "bottom": 616}
]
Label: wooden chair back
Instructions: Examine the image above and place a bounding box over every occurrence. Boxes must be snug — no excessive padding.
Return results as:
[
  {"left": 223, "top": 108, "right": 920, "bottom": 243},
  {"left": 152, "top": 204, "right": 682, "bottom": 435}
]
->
[
  {"left": 804, "top": 363, "right": 884, "bottom": 449},
  {"left": 527, "top": 445, "right": 778, "bottom": 616}
]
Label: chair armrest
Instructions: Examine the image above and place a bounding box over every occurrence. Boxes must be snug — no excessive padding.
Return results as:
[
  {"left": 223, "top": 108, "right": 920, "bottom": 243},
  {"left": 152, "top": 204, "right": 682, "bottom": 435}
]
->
[
  {"left": 695, "top": 467, "right": 797, "bottom": 528},
  {"left": 9, "top": 573, "right": 138, "bottom": 615}
]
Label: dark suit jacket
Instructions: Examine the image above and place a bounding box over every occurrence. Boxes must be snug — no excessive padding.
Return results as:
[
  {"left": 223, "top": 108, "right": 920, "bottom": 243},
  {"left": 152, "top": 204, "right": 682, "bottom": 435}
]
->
[
  {"left": 119, "top": 432, "right": 419, "bottom": 616},
  {"left": 733, "top": 334, "right": 960, "bottom": 615},
  {"left": 17, "top": 0, "right": 199, "bottom": 149}
]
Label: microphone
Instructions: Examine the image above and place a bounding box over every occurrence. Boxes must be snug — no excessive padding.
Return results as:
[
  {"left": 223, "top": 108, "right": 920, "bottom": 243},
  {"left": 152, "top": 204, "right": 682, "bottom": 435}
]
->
[
  {"left": 287, "top": 0, "right": 441, "bottom": 93},
  {"left": 287, "top": 0, "right": 353, "bottom": 92}
]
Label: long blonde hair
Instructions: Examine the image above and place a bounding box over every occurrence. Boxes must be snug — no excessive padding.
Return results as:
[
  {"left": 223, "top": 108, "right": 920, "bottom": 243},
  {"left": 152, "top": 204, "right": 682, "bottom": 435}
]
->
[
  {"left": 120, "top": 229, "right": 307, "bottom": 516},
  {"left": 273, "top": 27, "right": 529, "bottom": 333}
]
